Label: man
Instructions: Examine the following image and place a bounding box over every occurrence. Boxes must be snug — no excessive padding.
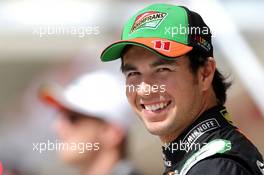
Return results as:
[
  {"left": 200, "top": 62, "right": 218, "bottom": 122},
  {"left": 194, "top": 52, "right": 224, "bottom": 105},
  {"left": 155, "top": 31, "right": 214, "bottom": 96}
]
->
[
  {"left": 40, "top": 70, "right": 140, "bottom": 175},
  {"left": 100, "top": 3, "right": 264, "bottom": 175}
]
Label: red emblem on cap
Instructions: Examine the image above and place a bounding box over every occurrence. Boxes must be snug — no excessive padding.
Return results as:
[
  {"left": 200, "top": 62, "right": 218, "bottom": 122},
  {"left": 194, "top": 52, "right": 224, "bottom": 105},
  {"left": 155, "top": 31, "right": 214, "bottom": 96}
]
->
[{"left": 152, "top": 40, "right": 171, "bottom": 51}]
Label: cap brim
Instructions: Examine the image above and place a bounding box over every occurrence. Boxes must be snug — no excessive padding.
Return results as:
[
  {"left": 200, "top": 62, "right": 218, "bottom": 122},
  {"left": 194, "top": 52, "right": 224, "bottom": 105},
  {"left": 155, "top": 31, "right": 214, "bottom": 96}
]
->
[
  {"left": 101, "top": 37, "right": 193, "bottom": 62},
  {"left": 39, "top": 83, "right": 73, "bottom": 111},
  {"left": 39, "top": 83, "right": 104, "bottom": 119}
]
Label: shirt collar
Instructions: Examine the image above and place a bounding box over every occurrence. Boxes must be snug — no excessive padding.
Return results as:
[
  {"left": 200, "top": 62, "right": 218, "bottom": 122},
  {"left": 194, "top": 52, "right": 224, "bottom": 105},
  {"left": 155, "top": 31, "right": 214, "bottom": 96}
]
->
[{"left": 162, "top": 105, "right": 233, "bottom": 169}]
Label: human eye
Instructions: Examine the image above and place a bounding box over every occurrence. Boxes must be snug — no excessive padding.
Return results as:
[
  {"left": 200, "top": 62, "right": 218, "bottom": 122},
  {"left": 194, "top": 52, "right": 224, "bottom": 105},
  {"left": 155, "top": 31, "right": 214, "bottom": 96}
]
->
[
  {"left": 125, "top": 71, "right": 140, "bottom": 78},
  {"left": 156, "top": 66, "right": 172, "bottom": 73}
]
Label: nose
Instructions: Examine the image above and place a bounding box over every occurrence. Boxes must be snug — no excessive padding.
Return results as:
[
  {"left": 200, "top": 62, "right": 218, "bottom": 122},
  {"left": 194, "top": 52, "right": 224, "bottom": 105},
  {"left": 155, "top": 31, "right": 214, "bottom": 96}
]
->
[{"left": 137, "top": 81, "right": 153, "bottom": 96}]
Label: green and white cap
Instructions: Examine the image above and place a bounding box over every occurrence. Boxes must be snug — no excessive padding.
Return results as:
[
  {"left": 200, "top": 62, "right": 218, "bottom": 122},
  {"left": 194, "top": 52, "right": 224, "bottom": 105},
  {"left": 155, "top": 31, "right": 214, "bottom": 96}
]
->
[{"left": 101, "top": 3, "right": 213, "bottom": 62}]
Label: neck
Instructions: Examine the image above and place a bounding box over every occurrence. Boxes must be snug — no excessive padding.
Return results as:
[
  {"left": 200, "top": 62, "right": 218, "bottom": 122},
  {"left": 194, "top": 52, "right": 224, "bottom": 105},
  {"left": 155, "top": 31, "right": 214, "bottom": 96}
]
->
[{"left": 80, "top": 149, "right": 121, "bottom": 175}]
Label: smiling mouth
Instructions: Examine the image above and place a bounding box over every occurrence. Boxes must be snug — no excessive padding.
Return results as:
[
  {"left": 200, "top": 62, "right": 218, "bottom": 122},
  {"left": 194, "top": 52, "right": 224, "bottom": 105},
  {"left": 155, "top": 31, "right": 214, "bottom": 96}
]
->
[{"left": 141, "top": 100, "right": 172, "bottom": 112}]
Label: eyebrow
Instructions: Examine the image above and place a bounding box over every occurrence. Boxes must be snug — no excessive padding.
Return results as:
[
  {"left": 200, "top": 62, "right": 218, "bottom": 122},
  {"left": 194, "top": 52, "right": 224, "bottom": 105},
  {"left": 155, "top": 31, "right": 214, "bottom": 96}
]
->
[
  {"left": 121, "top": 63, "right": 137, "bottom": 73},
  {"left": 150, "top": 58, "right": 178, "bottom": 68},
  {"left": 121, "top": 58, "right": 179, "bottom": 73}
]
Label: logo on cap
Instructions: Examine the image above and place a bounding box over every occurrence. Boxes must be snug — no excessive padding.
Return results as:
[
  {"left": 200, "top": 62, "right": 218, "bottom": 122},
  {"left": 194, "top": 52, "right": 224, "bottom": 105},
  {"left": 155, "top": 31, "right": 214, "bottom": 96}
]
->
[
  {"left": 130, "top": 11, "right": 167, "bottom": 33},
  {"left": 194, "top": 35, "right": 211, "bottom": 52},
  {"left": 152, "top": 40, "right": 171, "bottom": 51}
]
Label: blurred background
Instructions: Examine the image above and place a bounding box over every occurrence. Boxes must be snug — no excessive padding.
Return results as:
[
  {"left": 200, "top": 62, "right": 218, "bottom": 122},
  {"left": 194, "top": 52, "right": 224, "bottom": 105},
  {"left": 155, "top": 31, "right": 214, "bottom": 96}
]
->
[{"left": 0, "top": 0, "right": 263, "bottom": 174}]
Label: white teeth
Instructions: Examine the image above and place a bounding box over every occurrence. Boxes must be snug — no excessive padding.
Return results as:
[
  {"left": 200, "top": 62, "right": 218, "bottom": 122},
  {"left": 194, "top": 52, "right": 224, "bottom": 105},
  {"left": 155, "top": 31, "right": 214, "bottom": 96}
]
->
[
  {"left": 144, "top": 102, "right": 169, "bottom": 111},
  {"left": 145, "top": 105, "right": 151, "bottom": 111}
]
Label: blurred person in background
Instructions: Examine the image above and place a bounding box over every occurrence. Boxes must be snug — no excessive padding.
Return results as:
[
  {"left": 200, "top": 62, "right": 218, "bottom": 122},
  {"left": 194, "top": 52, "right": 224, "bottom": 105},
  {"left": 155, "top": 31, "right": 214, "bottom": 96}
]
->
[
  {"left": 40, "top": 70, "right": 140, "bottom": 175},
  {"left": 100, "top": 3, "right": 264, "bottom": 175}
]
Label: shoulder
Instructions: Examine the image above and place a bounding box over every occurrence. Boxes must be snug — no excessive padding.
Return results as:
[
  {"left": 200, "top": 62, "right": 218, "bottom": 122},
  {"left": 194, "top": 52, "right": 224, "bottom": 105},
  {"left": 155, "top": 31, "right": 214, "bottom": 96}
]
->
[{"left": 186, "top": 156, "right": 252, "bottom": 175}]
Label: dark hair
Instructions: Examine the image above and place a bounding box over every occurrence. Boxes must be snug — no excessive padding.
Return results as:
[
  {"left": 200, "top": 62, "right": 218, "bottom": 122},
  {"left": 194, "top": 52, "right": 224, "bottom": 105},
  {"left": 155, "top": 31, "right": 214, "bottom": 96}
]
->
[{"left": 187, "top": 49, "right": 232, "bottom": 105}]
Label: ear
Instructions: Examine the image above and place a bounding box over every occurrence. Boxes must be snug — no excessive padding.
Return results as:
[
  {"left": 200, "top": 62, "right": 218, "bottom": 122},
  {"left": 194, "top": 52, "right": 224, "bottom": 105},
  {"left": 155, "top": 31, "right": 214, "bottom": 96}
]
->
[
  {"left": 99, "top": 124, "right": 125, "bottom": 150},
  {"left": 198, "top": 57, "right": 216, "bottom": 91}
]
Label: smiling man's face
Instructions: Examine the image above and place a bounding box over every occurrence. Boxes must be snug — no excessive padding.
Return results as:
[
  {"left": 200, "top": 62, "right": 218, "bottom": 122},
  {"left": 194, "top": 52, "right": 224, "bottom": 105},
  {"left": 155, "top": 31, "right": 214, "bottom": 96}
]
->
[{"left": 122, "top": 46, "right": 206, "bottom": 141}]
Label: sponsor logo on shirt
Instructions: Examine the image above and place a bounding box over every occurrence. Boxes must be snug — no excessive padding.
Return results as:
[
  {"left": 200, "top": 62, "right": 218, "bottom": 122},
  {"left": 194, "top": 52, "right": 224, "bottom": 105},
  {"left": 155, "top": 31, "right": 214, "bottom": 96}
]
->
[
  {"left": 257, "top": 160, "right": 264, "bottom": 174},
  {"left": 182, "top": 118, "right": 220, "bottom": 146}
]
